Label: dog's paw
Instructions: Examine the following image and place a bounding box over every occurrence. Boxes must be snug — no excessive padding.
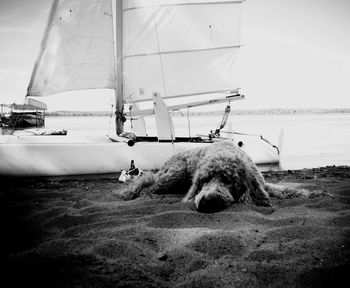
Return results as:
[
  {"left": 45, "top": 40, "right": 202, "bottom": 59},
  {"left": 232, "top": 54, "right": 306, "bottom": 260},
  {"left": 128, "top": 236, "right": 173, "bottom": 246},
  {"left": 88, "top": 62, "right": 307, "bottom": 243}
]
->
[
  {"left": 307, "top": 190, "right": 332, "bottom": 199},
  {"left": 113, "top": 187, "right": 138, "bottom": 200}
]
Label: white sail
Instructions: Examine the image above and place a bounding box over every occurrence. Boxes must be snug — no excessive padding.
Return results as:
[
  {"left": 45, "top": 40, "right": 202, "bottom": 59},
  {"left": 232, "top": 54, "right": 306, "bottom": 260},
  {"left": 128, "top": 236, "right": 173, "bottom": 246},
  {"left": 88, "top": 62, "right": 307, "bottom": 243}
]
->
[
  {"left": 27, "top": 0, "right": 116, "bottom": 96},
  {"left": 123, "top": 0, "right": 243, "bottom": 103}
]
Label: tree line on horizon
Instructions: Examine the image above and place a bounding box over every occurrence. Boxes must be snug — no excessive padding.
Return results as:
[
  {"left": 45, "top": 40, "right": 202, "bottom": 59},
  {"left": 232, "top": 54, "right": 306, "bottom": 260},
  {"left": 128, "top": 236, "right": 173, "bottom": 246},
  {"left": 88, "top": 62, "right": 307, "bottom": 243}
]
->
[{"left": 45, "top": 108, "right": 350, "bottom": 117}]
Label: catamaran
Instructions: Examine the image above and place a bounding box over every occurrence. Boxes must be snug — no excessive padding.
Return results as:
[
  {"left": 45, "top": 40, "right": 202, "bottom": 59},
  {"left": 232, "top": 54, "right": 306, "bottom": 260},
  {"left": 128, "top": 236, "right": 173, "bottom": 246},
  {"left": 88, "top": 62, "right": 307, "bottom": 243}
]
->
[{"left": 0, "top": 0, "right": 280, "bottom": 177}]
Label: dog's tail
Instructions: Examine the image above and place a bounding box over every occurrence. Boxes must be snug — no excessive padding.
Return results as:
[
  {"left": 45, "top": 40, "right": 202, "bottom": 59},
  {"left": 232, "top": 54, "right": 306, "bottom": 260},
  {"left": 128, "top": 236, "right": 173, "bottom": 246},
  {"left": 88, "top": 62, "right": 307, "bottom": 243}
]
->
[{"left": 116, "top": 172, "right": 156, "bottom": 200}]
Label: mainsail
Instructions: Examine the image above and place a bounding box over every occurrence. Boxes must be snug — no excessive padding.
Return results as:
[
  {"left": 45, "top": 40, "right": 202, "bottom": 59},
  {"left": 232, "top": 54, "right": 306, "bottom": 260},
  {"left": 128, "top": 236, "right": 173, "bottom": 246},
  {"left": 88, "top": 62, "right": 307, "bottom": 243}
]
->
[
  {"left": 27, "top": 0, "right": 116, "bottom": 96},
  {"left": 123, "top": 0, "right": 243, "bottom": 103}
]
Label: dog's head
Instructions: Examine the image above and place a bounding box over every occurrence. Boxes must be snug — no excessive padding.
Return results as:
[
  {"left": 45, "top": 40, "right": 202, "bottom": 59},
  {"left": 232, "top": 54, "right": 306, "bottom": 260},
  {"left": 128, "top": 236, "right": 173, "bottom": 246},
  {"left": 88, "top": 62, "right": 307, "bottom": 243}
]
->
[{"left": 193, "top": 179, "right": 235, "bottom": 213}]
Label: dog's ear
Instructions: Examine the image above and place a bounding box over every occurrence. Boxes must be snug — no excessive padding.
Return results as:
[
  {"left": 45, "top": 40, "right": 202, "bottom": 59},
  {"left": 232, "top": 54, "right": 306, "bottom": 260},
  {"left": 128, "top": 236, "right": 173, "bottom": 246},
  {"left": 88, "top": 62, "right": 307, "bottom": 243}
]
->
[
  {"left": 182, "top": 173, "right": 203, "bottom": 203},
  {"left": 232, "top": 169, "right": 249, "bottom": 198}
]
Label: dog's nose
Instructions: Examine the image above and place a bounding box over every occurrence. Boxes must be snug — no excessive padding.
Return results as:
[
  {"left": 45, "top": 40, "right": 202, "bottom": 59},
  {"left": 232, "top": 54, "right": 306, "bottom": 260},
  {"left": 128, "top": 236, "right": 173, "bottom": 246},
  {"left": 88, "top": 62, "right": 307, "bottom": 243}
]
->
[{"left": 196, "top": 193, "right": 227, "bottom": 213}]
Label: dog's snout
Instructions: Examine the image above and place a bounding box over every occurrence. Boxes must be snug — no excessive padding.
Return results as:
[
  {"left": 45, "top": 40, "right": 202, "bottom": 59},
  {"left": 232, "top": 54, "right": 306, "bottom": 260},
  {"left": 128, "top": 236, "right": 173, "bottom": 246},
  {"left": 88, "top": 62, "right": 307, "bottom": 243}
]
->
[{"left": 196, "top": 192, "right": 227, "bottom": 213}]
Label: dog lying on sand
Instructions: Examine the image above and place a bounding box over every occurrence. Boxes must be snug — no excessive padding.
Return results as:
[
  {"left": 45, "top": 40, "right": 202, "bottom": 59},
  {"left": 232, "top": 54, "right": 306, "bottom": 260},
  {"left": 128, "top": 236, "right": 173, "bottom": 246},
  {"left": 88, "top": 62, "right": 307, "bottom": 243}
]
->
[{"left": 116, "top": 141, "right": 319, "bottom": 213}]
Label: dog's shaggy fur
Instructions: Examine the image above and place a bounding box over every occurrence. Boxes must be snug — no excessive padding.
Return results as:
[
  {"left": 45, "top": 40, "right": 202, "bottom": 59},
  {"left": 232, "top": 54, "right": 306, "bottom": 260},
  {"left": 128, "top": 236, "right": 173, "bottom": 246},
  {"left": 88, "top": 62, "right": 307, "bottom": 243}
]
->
[{"left": 116, "top": 141, "right": 317, "bottom": 213}]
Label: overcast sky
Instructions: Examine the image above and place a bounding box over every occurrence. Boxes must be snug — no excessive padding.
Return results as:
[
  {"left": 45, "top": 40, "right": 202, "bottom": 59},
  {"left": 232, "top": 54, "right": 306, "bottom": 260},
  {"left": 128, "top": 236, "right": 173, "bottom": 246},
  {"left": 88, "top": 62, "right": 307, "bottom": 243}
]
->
[{"left": 0, "top": 0, "right": 349, "bottom": 111}]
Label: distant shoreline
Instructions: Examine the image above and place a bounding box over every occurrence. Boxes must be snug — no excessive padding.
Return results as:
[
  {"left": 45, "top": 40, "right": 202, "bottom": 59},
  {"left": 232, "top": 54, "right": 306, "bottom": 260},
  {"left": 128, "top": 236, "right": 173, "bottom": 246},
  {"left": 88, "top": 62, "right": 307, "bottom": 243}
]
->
[{"left": 45, "top": 108, "right": 350, "bottom": 117}]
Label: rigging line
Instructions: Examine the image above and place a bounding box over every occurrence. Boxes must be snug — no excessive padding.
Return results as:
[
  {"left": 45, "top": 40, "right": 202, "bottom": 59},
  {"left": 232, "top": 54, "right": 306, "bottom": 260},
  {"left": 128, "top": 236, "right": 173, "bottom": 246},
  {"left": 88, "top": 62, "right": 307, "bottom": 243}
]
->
[{"left": 152, "top": 6, "right": 175, "bottom": 151}]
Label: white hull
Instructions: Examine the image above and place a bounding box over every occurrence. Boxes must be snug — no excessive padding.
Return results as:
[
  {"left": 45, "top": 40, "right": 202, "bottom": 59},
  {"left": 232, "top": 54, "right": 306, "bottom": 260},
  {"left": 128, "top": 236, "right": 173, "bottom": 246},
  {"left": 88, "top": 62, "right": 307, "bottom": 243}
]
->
[{"left": 0, "top": 134, "right": 279, "bottom": 177}]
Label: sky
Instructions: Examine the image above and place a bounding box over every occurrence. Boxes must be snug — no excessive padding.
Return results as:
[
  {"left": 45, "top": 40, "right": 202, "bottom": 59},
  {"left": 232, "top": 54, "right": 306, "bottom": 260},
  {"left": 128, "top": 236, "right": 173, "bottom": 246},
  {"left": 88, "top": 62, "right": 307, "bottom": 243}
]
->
[{"left": 0, "top": 0, "right": 349, "bottom": 111}]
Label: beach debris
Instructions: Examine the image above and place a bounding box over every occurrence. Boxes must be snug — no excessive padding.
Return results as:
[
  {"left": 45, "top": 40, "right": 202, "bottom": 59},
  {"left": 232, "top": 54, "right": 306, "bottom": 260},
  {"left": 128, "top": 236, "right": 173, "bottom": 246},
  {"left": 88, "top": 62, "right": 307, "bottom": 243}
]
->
[
  {"left": 118, "top": 160, "right": 143, "bottom": 183},
  {"left": 118, "top": 170, "right": 131, "bottom": 183}
]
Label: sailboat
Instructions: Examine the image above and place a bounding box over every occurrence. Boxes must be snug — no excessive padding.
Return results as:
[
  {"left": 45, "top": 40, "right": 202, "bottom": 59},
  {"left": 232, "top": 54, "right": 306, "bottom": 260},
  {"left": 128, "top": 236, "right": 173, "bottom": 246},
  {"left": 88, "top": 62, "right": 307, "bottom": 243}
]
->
[
  {"left": 0, "top": 0, "right": 280, "bottom": 177},
  {"left": 1, "top": 98, "right": 47, "bottom": 128}
]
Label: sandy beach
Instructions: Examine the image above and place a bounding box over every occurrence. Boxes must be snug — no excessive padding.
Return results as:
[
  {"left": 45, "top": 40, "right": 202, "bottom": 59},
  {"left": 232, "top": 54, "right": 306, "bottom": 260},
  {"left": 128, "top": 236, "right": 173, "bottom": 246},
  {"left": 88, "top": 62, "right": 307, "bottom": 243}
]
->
[{"left": 1, "top": 166, "right": 349, "bottom": 287}]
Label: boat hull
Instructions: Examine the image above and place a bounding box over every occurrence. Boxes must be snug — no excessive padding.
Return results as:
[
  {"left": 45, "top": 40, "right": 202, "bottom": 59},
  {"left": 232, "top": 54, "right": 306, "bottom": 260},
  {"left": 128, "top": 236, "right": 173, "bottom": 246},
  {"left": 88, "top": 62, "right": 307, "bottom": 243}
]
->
[
  {"left": 0, "top": 135, "right": 279, "bottom": 177},
  {"left": 1, "top": 112, "right": 45, "bottom": 128}
]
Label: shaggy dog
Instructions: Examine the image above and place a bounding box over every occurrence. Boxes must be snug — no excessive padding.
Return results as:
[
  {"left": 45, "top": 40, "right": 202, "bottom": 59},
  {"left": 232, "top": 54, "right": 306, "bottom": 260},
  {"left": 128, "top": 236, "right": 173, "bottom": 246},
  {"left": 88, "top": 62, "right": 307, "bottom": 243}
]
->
[{"left": 116, "top": 141, "right": 314, "bottom": 213}]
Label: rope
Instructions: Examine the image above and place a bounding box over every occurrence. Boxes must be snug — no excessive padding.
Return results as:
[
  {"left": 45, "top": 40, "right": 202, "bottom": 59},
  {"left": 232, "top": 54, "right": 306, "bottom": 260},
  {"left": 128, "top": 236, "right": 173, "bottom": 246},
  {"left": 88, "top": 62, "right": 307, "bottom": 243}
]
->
[
  {"left": 210, "top": 101, "right": 232, "bottom": 138},
  {"left": 128, "top": 105, "right": 133, "bottom": 130},
  {"left": 217, "top": 101, "right": 231, "bottom": 131},
  {"left": 225, "top": 131, "right": 280, "bottom": 154}
]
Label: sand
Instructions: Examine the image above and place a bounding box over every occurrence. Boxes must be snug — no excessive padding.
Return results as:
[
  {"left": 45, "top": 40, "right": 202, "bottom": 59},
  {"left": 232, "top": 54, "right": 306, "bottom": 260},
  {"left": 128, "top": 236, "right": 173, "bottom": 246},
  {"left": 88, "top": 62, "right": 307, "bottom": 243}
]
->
[{"left": 1, "top": 166, "right": 349, "bottom": 287}]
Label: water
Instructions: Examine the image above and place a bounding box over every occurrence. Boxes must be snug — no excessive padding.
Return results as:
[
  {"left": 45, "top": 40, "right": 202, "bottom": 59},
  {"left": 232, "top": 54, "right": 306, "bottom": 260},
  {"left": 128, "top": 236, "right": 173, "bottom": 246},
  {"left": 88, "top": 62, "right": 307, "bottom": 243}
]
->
[{"left": 2, "top": 113, "right": 350, "bottom": 170}]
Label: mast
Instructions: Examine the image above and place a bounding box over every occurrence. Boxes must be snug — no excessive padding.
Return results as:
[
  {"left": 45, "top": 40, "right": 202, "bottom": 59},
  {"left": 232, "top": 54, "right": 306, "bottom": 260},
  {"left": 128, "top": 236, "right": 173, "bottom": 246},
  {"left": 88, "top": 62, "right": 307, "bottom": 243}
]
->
[{"left": 115, "top": 0, "right": 124, "bottom": 135}]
